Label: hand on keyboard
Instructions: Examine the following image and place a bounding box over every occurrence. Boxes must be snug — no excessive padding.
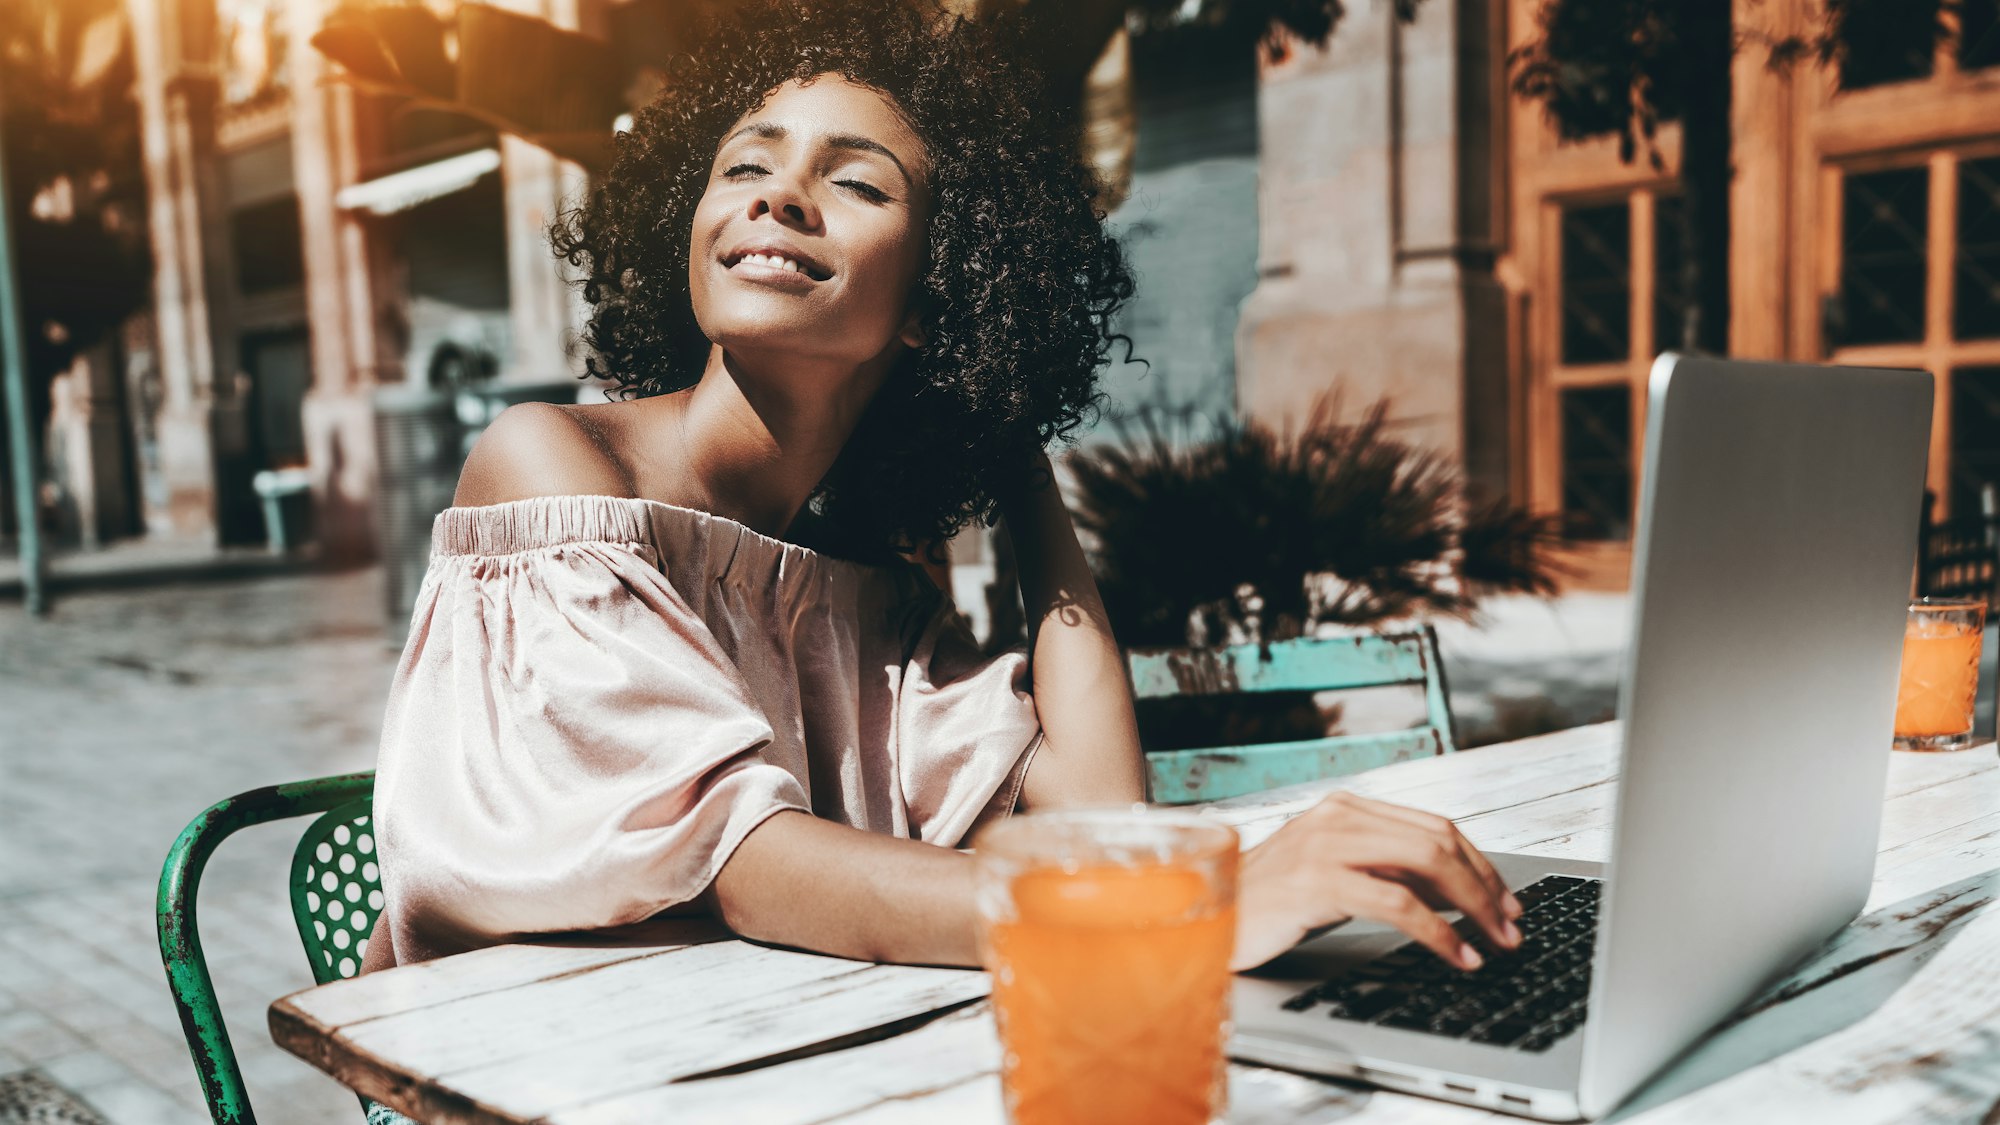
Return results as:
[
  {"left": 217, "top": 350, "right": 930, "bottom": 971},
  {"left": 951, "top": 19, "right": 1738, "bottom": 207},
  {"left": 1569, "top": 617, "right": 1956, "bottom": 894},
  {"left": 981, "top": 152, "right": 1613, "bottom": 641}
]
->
[
  {"left": 1232, "top": 791, "right": 1524, "bottom": 972},
  {"left": 1281, "top": 875, "right": 1602, "bottom": 1052}
]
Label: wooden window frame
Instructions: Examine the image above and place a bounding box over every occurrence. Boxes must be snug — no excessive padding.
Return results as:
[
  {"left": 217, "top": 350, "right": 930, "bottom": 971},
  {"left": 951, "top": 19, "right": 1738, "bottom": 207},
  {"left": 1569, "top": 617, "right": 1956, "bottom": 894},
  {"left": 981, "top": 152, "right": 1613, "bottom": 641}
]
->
[
  {"left": 1532, "top": 185, "right": 1677, "bottom": 587},
  {"left": 1826, "top": 142, "right": 2000, "bottom": 520}
]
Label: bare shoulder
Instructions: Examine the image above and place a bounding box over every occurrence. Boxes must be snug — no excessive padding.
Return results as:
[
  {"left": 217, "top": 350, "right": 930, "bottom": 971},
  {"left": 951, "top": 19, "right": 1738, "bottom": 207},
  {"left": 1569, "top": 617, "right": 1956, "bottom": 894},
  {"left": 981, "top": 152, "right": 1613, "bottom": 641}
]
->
[{"left": 453, "top": 401, "right": 635, "bottom": 507}]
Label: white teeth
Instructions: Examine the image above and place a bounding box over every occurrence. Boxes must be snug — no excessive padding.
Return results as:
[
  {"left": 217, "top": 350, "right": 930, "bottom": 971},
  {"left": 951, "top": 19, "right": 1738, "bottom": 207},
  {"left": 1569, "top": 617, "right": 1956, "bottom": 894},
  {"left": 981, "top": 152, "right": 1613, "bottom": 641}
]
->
[{"left": 736, "top": 252, "right": 807, "bottom": 274}]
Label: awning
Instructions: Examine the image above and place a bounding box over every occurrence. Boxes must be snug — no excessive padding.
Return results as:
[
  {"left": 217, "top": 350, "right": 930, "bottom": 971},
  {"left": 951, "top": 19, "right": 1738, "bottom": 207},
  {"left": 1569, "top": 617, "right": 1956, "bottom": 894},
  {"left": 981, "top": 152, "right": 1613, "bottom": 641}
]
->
[{"left": 335, "top": 148, "right": 502, "bottom": 216}]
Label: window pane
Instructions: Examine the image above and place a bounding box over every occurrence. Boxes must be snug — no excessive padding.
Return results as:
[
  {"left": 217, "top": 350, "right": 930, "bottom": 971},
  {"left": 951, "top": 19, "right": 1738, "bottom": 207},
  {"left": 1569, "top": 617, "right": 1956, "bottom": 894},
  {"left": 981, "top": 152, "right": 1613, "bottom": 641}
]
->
[
  {"left": 1560, "top": 203, "right": 1630, "bottom": 365},
  {"left": 1560, "top": 385, "right": 1633, "bottom": 541},
  {"left": 1653, "top": 195, "right": 1691, "bottom": 354},
  {"left": 1962, "top": 0, "right": 2000, "bottom": 70},
  {"left": 1958, "top": 156, "right": 2000, "bottom": 341},
  {"left": 1953, "top": 369, "right": 2000, "bottom": 519},
  {"left": 1839, "top": 166, "right": 1929, "bottom": 347}
]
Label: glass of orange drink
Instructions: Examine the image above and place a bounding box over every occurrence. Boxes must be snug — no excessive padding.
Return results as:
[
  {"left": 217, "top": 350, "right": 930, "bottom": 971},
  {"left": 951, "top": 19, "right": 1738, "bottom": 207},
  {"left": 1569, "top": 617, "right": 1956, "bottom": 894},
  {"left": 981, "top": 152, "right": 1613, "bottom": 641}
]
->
[
  {"left": 1894, "top": 597, "right": 1987, "bottom": 751},
  {"left": 974, "top": 809, "right": 1238, "bottom": 1125}
]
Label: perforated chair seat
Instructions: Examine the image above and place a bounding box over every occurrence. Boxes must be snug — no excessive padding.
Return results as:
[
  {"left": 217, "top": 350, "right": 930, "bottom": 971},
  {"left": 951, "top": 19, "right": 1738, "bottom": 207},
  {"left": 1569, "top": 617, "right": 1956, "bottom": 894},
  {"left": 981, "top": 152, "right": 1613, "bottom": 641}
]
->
[{"left": 291, "top": 802, "right": 385, "bottom": 983}]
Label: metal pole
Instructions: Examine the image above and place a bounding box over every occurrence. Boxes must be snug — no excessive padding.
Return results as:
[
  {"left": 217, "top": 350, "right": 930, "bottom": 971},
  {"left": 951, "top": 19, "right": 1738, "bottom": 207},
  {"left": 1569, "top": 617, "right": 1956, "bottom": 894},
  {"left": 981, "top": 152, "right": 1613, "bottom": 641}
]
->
[{"left": 0, "top": 82, "right": 48, "bottom": 615}]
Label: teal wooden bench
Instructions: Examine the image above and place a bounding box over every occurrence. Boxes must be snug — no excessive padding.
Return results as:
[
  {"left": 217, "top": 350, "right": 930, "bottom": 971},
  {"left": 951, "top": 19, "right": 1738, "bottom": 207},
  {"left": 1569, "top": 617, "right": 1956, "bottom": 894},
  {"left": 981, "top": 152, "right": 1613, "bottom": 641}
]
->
[{"left": 1128, "top": 628, "right": 1459, "bottom": 804}]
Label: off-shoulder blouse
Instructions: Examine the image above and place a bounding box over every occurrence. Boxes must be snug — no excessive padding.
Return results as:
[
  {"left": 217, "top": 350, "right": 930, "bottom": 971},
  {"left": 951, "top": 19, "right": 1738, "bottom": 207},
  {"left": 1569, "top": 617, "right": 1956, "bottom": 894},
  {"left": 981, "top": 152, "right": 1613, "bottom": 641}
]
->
[{"left": 373, "top": 494, "right": 1042, "bottom": 965}]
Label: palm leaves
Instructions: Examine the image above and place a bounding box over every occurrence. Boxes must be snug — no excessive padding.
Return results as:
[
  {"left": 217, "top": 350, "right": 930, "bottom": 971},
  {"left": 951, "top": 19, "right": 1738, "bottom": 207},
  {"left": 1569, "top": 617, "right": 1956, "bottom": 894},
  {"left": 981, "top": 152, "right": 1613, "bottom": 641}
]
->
[{"left": 1066, "top": 397, "right": 1565, "bottom": 648}]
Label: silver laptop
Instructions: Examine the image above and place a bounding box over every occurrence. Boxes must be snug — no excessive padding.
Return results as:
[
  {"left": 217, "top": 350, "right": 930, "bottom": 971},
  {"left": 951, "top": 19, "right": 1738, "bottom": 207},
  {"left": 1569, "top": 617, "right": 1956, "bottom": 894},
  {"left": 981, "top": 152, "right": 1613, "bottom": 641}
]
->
[{"left": 1229, "top": 354, "right": 1935, "bottom": 1120}]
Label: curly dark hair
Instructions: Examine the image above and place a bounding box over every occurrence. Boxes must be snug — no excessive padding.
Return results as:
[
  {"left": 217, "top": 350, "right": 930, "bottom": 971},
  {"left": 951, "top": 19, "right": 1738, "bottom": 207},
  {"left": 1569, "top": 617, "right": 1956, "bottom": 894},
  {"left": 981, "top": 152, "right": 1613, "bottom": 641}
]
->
[{"left": 550, "top": 0, "right": 1136, "bottom": 558}]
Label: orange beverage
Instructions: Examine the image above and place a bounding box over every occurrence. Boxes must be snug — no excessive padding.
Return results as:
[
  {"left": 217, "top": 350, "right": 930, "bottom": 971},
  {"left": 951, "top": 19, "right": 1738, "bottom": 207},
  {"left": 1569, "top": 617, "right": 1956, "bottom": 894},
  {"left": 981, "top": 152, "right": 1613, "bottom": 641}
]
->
[
  {"left": 975, "top": 812, "right": 1238, "bottom": 1125},
  {"left": 1894, "top": 597, "right": 1985, "bottom": 751}
]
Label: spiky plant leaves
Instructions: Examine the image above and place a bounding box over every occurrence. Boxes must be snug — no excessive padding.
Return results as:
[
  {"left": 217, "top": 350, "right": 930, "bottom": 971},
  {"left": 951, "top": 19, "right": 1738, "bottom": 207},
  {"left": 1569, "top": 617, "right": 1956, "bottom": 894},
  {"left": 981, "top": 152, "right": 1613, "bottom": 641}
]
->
[
  {"left": 1067, "top": 395, "right": 1563, "bottom": 648},
  {"left": 1458, "top": 491, "right": 1571, "bottom": 599}
]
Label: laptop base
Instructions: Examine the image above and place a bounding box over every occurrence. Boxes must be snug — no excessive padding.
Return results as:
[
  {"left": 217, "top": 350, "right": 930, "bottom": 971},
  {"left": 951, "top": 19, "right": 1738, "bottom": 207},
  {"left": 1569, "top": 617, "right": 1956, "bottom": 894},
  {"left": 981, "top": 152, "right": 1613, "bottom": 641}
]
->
[{"left": 1231, "top": 851, "right": 1605, "bottom": 1122}]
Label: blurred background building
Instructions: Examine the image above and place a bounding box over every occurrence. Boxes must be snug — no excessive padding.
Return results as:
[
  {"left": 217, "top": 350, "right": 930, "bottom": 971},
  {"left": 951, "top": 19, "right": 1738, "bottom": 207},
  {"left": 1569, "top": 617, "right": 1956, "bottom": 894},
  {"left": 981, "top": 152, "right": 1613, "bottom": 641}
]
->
[{"left": 5, "top": 0, "right": 1999, "bottom": 595}]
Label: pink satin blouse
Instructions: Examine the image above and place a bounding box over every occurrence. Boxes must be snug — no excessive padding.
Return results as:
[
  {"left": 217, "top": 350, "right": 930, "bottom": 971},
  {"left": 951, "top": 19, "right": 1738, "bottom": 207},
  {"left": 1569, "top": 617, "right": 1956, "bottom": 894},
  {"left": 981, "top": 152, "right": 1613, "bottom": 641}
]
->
[{"left": 373, "top": 495, "right": 1042, "bottom": 965}]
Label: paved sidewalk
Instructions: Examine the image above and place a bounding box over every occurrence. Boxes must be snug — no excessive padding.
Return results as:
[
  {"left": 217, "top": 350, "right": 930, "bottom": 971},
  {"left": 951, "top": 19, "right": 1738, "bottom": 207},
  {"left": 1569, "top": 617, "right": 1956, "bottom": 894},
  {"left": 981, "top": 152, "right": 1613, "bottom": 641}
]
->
[
  {"left": 1435, "top": 592, "right": 1629, "bottom": 746},
  {"left": 2, "top": 569, "right": 396, "bottom": 1124},
  {"left": 0, "top": 535, "right": 318, "bottom": 602}
]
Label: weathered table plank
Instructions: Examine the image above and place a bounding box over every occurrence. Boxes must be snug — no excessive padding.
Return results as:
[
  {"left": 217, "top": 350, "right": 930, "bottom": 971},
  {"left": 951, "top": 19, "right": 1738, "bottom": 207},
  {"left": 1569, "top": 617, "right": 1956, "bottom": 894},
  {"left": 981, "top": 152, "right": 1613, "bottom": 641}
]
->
[{"left": 270, "top": 724, "right": 2000, "bottom": 1124}]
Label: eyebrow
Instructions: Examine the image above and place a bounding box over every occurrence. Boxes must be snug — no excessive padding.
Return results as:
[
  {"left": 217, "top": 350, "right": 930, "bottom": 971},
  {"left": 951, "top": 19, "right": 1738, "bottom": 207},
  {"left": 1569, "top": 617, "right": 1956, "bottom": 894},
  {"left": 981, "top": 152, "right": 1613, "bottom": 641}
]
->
[{"left": 721, "top": 121, "right": 914, "bottom": 187}]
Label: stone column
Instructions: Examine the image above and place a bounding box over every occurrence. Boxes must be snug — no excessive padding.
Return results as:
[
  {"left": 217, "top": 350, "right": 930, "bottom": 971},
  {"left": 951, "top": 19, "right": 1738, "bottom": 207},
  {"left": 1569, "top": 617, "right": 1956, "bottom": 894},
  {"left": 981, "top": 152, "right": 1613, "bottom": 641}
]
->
[
  {"left": 499, "top": 137, "right": 589, "bottom": 384},
  {"left": 495, "top": 0, "right": 589, "bottom": 388},
  {"left": 290, "top": 0, "right": 392, "bottom": 561},
  {"left": 44, "top": 343, "right": 140, "bottom": 548},
  {"left": 1234, "top": 0, "right": 1507, "bottom": 491},
  {"left": 126, "top": 0, "right": 231, "bottom": 539}
]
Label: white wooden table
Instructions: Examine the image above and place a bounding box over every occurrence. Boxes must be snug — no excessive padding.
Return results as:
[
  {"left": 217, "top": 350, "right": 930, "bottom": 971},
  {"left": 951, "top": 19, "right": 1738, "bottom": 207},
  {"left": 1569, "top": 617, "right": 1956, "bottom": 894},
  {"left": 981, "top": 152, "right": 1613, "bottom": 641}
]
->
[{"left": 270, "top": 723, "right": 2000, "bottom": 1123}]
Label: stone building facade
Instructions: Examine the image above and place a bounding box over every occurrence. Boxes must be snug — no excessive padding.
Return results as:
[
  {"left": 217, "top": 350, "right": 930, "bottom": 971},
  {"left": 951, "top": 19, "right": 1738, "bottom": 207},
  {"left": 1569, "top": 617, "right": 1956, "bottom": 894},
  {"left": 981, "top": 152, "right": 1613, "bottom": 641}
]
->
[
  {"left": 36, "top": 0, "right": 2000, "bottom": 593},
  {"left": 99, "top": 0, "right": 589, "bottom": 560}
]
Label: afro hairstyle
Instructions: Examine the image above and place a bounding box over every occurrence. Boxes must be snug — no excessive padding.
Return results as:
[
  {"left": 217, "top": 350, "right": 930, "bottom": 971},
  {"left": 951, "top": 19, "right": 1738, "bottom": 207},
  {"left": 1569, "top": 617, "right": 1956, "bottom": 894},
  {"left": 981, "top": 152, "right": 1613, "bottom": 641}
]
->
[{"left": 550, "top": 0, "right": 1136, "bottom": 559}]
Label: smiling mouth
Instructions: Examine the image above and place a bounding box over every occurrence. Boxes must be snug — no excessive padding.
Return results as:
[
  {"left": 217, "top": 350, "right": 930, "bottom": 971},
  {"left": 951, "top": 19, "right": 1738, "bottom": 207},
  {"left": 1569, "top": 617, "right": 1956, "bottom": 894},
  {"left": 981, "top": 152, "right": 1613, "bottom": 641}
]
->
[{"left": 723, "top": 250, "right": 832, "bottom": 282}]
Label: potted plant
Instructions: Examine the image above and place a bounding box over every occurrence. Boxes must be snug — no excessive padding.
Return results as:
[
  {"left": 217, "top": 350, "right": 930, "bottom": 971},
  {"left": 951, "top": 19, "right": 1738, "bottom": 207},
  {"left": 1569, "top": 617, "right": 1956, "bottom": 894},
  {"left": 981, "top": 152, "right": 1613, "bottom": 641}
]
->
[{"left": 1052, "top": 394, "right": 1567, "bottom": 750}]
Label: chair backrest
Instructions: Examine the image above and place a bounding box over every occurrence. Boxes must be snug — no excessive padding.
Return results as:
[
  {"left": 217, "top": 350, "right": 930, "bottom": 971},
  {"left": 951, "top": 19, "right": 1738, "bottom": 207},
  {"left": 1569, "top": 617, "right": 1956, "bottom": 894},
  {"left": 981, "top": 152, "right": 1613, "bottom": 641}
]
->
[
  {"left": 158, "top": 771, "right": 376, "bottom": 1124},
  {"left": 290, "top": 800, "right": 385, "bottom": 984},
  {"left": 1127, "top": 628, "right": 1457, "bottom": 804}
]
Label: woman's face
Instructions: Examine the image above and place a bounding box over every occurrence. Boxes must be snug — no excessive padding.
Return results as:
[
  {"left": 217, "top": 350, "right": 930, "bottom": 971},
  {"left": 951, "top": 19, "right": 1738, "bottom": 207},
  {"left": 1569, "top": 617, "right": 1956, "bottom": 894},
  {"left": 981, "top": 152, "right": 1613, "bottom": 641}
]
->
[{"left": 689, "top": 75, "right": 931, "bottom": 374}]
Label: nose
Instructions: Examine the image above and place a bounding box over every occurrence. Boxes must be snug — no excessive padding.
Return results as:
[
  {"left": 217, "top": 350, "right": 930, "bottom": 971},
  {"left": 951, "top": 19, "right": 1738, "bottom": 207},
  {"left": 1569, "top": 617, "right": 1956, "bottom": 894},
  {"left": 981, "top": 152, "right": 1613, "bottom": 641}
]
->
[{"left": 748, "top": 170, "right": 822, "bottom": 232}]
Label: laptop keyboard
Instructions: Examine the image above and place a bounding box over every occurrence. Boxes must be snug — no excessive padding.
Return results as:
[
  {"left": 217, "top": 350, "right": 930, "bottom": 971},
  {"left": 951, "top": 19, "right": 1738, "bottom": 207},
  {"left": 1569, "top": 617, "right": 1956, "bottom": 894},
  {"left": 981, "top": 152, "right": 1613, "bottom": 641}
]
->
[{"left": 1280, "top": 874, "right": 1602, "bottom": 1052}]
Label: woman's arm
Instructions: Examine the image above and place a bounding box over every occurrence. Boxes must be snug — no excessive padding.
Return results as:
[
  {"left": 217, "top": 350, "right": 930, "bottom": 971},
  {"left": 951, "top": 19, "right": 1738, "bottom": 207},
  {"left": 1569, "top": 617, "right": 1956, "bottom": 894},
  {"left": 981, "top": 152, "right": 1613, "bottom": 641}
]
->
[
  {"left": 999, "top": 450, "right": 1148, "bottom": 809},
  {"left": 707, "top": 797, "right": 1522, "bottom": 971},
  {"left": 704, "top": 810, "right": 978, "bottom": 965}
]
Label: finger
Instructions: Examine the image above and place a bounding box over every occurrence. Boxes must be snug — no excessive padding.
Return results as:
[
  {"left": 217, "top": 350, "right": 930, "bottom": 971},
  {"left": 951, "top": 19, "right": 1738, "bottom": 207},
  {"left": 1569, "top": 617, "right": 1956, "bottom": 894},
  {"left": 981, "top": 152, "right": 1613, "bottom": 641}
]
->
[
  {"left": 1305, "top": 794, "right": 1517, "bottom": 948},
  {"left": 1345, "top": 796, "right": 1521, "bottom": 921},
  {"left": 1381, "top": 870, "right": 1522, "bottom": 956},
  {"left": 1340, "top": 875, "right": 1483, "bottom": 971},
  {"left": 1340, "top": 815, "right": 1518, "bottom": 952}
]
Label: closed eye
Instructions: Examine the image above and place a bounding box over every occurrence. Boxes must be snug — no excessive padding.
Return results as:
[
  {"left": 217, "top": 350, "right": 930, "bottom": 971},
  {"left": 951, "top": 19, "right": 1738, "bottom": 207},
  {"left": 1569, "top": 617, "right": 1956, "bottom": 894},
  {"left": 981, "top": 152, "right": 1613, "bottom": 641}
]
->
[
  {"left": 837, "top": 180, "right": 890, "bottom": 202},
  {"left": 723, "top": 163, "right": 767, "bottom": 178}
]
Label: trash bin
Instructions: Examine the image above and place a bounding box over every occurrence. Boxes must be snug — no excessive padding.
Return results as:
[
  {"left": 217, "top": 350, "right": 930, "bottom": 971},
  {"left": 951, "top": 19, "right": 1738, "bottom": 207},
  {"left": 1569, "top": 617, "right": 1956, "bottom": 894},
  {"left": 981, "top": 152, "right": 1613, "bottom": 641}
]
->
[
  {"left": 373, "top": 380, "right": 581, "bottom": 644},
  {"left": 250, "top": 468, "right": 315, "bottom": 554}
]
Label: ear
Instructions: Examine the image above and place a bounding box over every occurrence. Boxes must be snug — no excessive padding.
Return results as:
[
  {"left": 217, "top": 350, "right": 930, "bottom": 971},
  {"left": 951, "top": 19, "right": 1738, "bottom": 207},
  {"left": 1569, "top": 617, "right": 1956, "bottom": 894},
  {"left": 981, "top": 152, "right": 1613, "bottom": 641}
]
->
[{"left": 898, "top": 309, "right": 928, "bottom": 349}]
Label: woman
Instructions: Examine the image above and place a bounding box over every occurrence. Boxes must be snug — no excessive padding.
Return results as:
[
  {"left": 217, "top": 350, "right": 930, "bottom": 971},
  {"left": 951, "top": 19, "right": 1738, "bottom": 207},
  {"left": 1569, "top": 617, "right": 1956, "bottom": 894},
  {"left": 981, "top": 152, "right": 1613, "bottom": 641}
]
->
[{"left": 368, "top": 0, "right": 1521, "bottom": 983}]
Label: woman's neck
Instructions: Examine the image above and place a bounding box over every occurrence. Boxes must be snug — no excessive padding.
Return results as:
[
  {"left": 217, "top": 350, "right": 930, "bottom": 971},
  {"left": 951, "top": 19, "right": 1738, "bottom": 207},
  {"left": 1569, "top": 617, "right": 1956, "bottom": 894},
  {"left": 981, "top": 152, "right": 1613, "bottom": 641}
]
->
[{"left": 666, "top": 344, "right": 893, "bottom": 538}]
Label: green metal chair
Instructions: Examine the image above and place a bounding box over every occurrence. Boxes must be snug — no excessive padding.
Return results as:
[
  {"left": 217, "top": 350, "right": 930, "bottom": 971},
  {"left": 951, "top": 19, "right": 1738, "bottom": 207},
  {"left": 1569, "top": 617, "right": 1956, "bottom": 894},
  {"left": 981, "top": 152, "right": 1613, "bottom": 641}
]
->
[
  {"left": 157, "top": 770, "right": 387, "bottom": 1124},
  {"left": 1129, "top": 628, "right": 1459, "bottom": 804}
]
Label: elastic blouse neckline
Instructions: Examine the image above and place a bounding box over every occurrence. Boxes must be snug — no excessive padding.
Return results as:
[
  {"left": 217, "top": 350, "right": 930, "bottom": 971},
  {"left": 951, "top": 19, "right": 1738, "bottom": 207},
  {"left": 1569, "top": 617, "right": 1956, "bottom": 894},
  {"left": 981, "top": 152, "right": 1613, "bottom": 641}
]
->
[{"left": 429, "top": 493, "right": 900, "bottom": 579}]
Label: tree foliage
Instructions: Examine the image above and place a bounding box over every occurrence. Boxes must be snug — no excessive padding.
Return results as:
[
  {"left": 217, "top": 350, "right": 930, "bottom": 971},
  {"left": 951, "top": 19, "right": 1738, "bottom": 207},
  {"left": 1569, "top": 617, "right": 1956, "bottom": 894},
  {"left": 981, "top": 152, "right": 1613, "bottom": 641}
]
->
[
  {"left": 1508, "top": 0, "right": 1959, "bottom": 357},
  {"left": 309, "top": 0, "right": 1410, "bottom": 172},
  {"left": 1511, "top": 0, "right": 1955, "bottom": 167},
  {"left": 0, "top": 0, "right": 151, "bottom": 423}
]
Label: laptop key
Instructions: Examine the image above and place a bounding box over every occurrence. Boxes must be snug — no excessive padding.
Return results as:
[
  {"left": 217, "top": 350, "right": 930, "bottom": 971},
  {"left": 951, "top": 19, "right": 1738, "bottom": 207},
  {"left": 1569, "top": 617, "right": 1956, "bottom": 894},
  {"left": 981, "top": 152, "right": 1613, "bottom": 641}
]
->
[
  {"left": 1341, "top": 987, "right": 1407, "bottom": 1021},
  {"left": 1472, "top": 1019, "right": 1534, "bottom": 1046}
]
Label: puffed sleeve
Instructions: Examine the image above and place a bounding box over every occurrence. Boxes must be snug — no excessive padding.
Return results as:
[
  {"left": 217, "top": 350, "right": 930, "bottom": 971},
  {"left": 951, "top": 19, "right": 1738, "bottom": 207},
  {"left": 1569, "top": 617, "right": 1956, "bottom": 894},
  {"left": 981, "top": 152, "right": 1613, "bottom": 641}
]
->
[
  {"left": 882, "top": 585, "right": 1044, "bottom": 848},
  {"left": 374, "top": 513, "right": 809, "bottom": 965}
]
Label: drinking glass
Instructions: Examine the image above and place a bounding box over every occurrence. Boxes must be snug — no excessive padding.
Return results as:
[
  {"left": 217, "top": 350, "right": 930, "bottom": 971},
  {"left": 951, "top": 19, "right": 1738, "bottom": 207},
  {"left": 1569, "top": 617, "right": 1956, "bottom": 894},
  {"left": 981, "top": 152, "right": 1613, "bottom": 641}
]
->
[
  {"left": 974, "top": 808, "right": 1238, "bottom": 1125},
  {"left": 1893, "top": 597, "right": 1986, "bottom": 751}
]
